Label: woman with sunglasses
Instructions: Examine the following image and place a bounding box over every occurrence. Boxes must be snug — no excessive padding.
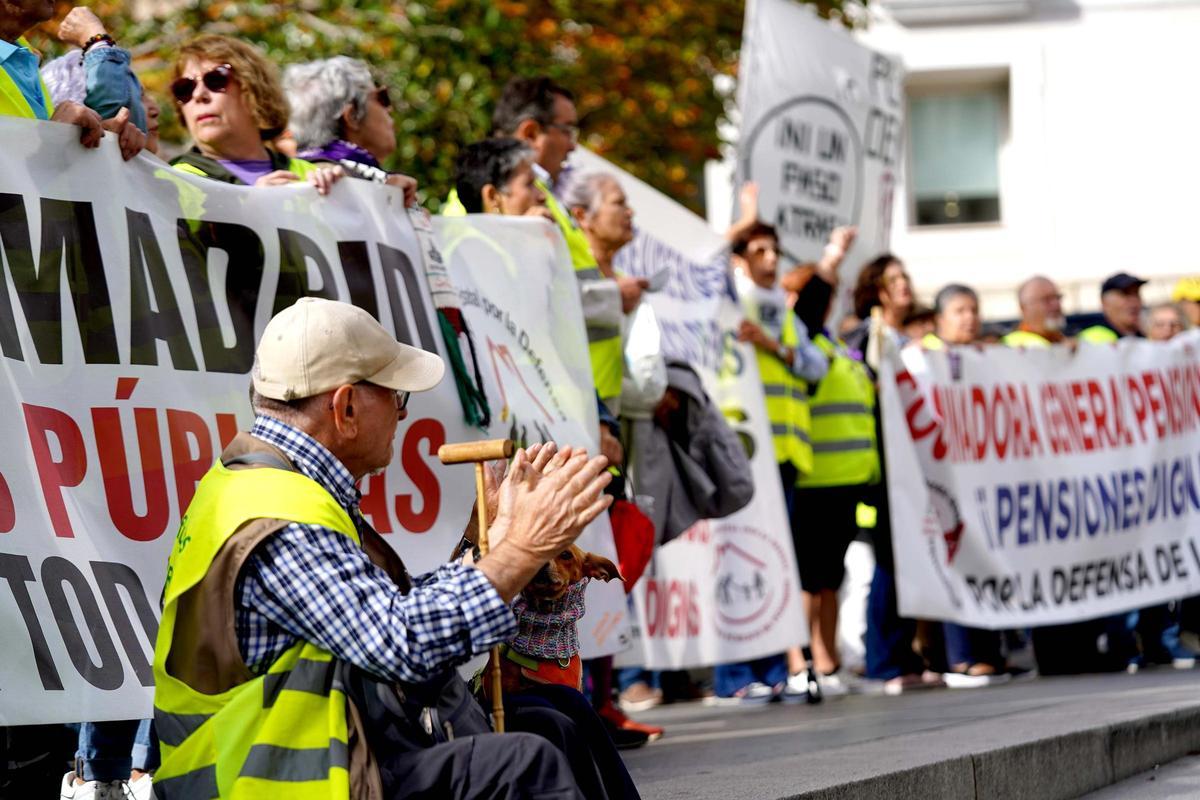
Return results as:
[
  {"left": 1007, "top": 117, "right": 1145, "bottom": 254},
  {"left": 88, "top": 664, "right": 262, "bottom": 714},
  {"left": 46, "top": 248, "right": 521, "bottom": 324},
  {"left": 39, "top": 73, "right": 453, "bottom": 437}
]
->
[
  {"left": 283, "top": 56, "right": 418, "bottom": 206},
  {"left": 168, "top": 35, "right": 341, "bottom": 194}
]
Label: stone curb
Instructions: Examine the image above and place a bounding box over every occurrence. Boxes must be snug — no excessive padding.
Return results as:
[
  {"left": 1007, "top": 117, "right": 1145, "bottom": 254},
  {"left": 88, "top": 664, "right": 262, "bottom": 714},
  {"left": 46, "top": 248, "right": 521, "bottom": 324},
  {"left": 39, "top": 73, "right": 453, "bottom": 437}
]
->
[{"left": 784, "top": 704, "right": 1200, "bottom": 800}]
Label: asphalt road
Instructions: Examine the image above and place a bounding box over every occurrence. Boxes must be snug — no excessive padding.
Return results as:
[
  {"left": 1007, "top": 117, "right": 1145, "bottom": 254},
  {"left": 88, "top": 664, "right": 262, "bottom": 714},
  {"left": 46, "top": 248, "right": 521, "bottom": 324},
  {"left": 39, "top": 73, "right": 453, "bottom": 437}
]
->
[{"left": 619, "top": 668, "right": 1200, "bottom": 799}]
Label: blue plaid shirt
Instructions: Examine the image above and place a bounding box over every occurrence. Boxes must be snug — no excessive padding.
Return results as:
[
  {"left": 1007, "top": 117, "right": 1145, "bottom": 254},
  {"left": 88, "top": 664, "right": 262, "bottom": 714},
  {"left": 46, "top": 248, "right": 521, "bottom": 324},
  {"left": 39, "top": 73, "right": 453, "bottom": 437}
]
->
[{"left": 234, "top": 415, "right": 516, "bottom": 683}]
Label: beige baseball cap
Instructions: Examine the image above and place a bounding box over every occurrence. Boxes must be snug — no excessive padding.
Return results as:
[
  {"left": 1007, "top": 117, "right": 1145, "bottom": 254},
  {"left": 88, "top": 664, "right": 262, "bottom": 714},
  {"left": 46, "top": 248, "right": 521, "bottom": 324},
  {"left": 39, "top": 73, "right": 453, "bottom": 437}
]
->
[{"left": 253, "top": 297, "right": 444, "bottom": 401}]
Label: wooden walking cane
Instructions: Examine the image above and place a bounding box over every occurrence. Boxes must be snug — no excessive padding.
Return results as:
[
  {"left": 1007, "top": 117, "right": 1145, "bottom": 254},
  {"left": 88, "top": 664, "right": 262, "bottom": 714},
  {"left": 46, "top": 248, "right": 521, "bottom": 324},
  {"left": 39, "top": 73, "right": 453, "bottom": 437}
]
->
[{"left": 438, "top": 438, "right": 515, "bottom": 733}]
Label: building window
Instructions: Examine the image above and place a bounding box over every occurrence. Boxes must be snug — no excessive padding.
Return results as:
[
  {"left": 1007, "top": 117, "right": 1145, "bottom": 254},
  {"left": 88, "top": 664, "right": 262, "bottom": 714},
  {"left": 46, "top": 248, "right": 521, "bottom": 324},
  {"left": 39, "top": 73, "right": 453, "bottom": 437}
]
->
[{"left": 909, "top": 84, "right": 1005, "bottom": 226}]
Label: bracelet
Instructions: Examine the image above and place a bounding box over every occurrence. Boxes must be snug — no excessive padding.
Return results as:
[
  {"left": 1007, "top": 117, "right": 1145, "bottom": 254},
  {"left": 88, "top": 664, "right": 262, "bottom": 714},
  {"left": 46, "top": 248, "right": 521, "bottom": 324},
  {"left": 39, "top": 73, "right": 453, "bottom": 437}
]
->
[{"left": 82, "top": 33, "right": 115, "bottom": 53}]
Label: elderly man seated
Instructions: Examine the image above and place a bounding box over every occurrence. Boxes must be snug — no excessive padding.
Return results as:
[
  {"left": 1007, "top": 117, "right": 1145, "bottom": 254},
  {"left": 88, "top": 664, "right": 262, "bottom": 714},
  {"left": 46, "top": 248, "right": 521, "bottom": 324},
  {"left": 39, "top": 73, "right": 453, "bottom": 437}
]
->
[{"left": 152, "top": 297, "right": 615, "bottom": 799}]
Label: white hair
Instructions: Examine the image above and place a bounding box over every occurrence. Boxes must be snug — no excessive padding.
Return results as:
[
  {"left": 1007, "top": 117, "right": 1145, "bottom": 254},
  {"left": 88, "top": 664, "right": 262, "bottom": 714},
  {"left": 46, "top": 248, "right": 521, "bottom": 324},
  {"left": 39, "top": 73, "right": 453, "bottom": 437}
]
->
[
  {"left": 282, "top": 57, "right": 375, "bottom": 151},
  {"left": 561, "top": 172, "right": 619, "bottom": 218}
]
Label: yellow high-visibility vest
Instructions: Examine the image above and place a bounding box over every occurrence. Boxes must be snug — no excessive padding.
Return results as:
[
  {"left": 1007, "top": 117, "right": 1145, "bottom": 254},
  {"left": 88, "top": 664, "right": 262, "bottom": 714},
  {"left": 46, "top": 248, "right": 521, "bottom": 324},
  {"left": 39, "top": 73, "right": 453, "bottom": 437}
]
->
[
  {"left": 1000, "top": 329, "right": 1052, "bottom": 348},
  {"left": 755, "top": 308, "right": 814, "bottom": 475},
  {"left": 1077, "top": 325, "right": 1119, "bottom": 344},
  {"left": 796, "top": 334, "right": 879, "bottom": 488},
  {"left": 0, "top": 39, "right": 54, "bottom": 119},
  {"left": 152, "top": 462, "right": 358, "bottom": 799}
]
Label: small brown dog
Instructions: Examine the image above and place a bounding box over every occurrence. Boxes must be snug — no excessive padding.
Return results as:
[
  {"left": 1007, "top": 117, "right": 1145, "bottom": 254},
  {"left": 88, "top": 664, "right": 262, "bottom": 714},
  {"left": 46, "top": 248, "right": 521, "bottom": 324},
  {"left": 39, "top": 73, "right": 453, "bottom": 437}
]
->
[{"left": 493, "top": 544, "right": 623, "bottom": 693}]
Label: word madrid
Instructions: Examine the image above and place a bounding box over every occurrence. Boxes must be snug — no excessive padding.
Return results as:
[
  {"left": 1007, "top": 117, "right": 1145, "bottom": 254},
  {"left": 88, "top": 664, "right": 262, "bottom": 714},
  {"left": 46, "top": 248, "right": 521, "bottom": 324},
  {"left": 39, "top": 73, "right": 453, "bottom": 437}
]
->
[
  {"left": 906, "top": 371, "right": 1200, "bottom": 464},
  {"left": 0, "top": 194, "right": 438, "bottom": 370}
]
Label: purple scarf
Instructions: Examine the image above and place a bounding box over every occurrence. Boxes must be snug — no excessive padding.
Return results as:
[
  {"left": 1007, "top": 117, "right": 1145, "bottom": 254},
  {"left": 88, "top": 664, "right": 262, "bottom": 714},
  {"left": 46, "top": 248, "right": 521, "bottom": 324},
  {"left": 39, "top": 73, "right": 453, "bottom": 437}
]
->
[{"left": 297, "top": 138, "right": 379, "bottom": 168}]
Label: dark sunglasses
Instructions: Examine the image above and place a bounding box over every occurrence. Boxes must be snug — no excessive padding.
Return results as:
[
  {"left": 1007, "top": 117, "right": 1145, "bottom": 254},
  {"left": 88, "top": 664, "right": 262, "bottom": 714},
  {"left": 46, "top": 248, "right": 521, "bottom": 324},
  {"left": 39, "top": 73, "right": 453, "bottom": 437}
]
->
[
  {"left": 170, "top": 64, "right": 234, "bottom": 105},
  {"left": 373, "top": 86, "right": 392, "bottom": 109}
]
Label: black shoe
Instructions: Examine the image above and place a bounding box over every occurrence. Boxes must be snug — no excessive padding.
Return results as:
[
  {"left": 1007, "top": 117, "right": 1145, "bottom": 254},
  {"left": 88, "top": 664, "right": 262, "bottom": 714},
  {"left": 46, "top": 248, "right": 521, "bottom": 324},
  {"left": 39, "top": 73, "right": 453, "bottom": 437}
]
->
[{"left": 607, "top": 726, "right": 650, "bottom": 750}]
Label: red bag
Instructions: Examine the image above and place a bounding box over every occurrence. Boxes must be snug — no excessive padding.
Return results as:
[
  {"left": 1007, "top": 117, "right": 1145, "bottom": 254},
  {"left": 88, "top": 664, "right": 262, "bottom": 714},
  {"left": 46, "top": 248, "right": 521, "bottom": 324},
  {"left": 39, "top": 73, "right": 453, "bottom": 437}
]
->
[{"left": 609, "top": 499, "right": 655, "bottom": 592}]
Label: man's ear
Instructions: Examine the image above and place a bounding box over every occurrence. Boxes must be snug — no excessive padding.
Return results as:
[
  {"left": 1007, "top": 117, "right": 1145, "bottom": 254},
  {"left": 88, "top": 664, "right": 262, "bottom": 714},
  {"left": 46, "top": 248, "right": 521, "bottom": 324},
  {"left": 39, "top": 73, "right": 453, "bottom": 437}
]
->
[
  {"left": 481, "top": 183, "right": 502, "bottom": 214},
  {"left": 583, "top": 552, "right": 624, "bottom": 583},
  {"left": 513, "top": 117, "right": 541, "bottom": 144},
  {"left": 329, "top": 383, "right": 359, "bottom": 438}
]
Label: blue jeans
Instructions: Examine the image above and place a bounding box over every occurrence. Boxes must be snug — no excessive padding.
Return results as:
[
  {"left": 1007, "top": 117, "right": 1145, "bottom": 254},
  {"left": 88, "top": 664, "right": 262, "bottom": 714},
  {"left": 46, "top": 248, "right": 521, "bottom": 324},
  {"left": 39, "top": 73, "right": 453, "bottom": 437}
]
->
[
  {"left": 616, "top": 668, "right": 661, "bottom": 692},
  {"left": 713, "top": 655, "right": 788, "bottom": 697},
  {"left": 864, "top": 563, "right": 923, "bottom": 680},
  {"left": 944, "top": 623, "right": 1004, "bottom": 670},
  {"left": 1136, "top": 602, "right": 1192, "bottom": 661},
  {"left": 74, "top": 719, "right": 158, "bottom": 781}
]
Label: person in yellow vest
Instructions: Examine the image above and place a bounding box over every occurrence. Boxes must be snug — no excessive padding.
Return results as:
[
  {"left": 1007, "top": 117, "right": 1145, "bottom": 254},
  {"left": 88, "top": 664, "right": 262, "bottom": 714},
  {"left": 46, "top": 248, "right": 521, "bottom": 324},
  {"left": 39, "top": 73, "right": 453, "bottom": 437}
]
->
[
  {"left": 1078, "top": 272, "right": 1146, "bottom": 343},
  {"left": 445, "top": 77, "right": 635, "bottom": 408},
  {"left": 710, "top": 219, "right": 828, "bottom": 704},
  {"left": 454, "top": 137, "right": 551, "bottom": 219},
  {"left": 1001, "top": 276, "right": 1068, "bottom": 347},
  {"left": 166, "top": 35, "right": 341, "bottom": 191},
  {"left": 1075, "top": 273, "right": 1197, "bottom": 671},
  {"left": 0, "top": 0, "right": 143, "bottom": 157},
  {"left": 780, "top": 226, "right": 884, "bottom": 697},
  {"left": 919, "top": 284, "right": 1016, "bottom": 688},
  {"left": 153, "top": 297, "right": 615, "bottom": 799}
]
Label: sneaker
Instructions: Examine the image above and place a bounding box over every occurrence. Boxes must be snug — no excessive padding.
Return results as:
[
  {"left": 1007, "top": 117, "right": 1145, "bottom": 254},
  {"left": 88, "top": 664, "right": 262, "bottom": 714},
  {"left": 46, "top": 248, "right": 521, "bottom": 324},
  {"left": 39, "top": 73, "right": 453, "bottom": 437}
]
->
[
  {"left": 60, "top": 773, "right": 96, "bottom": 800},
  {"left": 737, "top": 680, "right": 777, "bottom": 705},
  {"left": 95, "top": 781, "right": 135, "bottom": 800},
  {"left": 704, "top": 680, "right": 777, "bottom": 707},
  {"left": 128, "top": 774, "right": 154, "bottom": 800},
  {"left": 619, "top": 682, "right": 664, "bottom": 713},
  {"left": 607, "top": 726, "right": 651, "bottom": 750},
  {"left": 61, "top": 776, "right": 135, "bottom": 800},
  {"left": 1145, "top": 641, "right": 1198, "bottom": 670},
  {"left": 883, "top": 671, "right": 945, "bottom": 696},
  {"left": 596, "top": 702, "right": 664, "bottom": 743},
  {"left": 943, "top": 670, "right": 1011, "bottom": 689},
  {"left": 818, "top": 670, "right": 853, "bottom": 697},
  {"left": 781, "top": 672, "right": 821, "bottom": 704}
]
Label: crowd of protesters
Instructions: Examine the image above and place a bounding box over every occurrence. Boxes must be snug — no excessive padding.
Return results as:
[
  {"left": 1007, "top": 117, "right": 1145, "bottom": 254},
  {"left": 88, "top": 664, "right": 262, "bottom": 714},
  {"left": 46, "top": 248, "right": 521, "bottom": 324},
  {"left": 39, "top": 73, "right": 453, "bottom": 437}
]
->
[{"left": 3, "top": 4, "right": 1200, "bottom": 799}]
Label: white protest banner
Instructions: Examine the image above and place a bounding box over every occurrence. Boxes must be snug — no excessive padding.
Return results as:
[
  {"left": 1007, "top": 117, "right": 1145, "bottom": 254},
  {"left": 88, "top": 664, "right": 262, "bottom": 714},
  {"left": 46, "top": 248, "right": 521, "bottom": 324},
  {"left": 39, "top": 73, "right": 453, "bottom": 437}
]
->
[
  {"left": 0, "top": 118, "right": 620, "bottom": 725},
  {"left": 880, "top": 334, "right": 1200, "bottom": 629},
  {"left": 570, "top": 149, "right": 806, "bottom": 669},
  {"left": 737, "top": 0, "right": 904, "bottom": 317},
  {"left": 435, "top": 215, "right": 628, "bottom": 660}
]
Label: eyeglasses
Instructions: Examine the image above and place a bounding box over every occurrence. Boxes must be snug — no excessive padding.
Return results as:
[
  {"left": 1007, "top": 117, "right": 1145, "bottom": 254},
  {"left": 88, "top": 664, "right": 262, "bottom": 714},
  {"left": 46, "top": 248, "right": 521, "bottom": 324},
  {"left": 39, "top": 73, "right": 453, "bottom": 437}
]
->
[
  {"left": 334, "top": 384, "right": 410, "bottom": 413},
  {"left": 373, "top": 86, "right": 392, "bottom": 109},
  {"left": 170, "top": 64, "right": 234, "bottom": 105},
  {"left": 547, "top": 122, "right": 580, "bottom": 143}
]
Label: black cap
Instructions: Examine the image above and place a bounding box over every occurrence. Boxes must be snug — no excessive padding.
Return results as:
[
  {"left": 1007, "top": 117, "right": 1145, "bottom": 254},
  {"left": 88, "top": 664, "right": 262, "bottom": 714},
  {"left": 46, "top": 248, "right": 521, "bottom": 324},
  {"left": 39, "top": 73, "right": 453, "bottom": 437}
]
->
[{"left": 1100, "top": 272, "right": 1147, "bottom": 294}]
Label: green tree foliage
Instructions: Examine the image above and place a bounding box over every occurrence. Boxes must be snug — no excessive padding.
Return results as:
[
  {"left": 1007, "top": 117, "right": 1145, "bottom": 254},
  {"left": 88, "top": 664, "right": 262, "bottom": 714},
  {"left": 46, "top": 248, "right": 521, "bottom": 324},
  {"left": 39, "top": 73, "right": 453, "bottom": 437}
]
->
[{"left": 32, "top": 0, "right": 866, "bottom": 212}]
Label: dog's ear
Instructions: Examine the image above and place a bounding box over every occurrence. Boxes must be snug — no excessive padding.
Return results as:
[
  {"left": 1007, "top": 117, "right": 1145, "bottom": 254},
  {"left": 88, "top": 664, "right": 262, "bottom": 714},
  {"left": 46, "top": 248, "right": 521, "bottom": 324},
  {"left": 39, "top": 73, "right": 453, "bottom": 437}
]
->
[{"left": 582, "top": 552, "right": 625, "bottom": 583}]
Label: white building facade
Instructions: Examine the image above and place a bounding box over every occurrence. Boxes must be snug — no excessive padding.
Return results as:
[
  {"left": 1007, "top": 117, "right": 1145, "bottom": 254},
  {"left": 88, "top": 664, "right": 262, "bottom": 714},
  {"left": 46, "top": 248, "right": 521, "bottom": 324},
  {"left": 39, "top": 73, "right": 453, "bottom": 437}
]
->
[{"left": 857, "top": 0, "right": 1200, "bottom": 318}]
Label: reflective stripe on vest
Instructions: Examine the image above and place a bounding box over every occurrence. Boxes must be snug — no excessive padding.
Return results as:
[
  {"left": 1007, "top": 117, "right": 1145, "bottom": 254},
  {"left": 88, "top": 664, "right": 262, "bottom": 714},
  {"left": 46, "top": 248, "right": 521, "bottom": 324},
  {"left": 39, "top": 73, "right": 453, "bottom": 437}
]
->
[
  {"left": 856, "top": 502, "right": 878, "bottom": 530},
  {"left": 153, "top": 462, "right": 358, "bottom": 799},
  {"left": 0, "top": 40, "right": 54, "bottom": 119},
  {"left": 755, "top": 308, "right": 814, "bottom": 475},
  {"left": 797, "top": 334, "right": 879, "bottom": 488}
]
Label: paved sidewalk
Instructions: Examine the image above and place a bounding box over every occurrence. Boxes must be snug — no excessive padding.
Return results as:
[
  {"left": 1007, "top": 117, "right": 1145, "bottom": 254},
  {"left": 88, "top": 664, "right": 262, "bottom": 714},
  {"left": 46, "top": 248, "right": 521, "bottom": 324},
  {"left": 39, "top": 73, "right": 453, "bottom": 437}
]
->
[
  {"left": 1082, "top": 752, "right": 1200, "bottom": 798},
  {"left": 621, "top": 669, "right": 1200, "bottom": 800}
]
